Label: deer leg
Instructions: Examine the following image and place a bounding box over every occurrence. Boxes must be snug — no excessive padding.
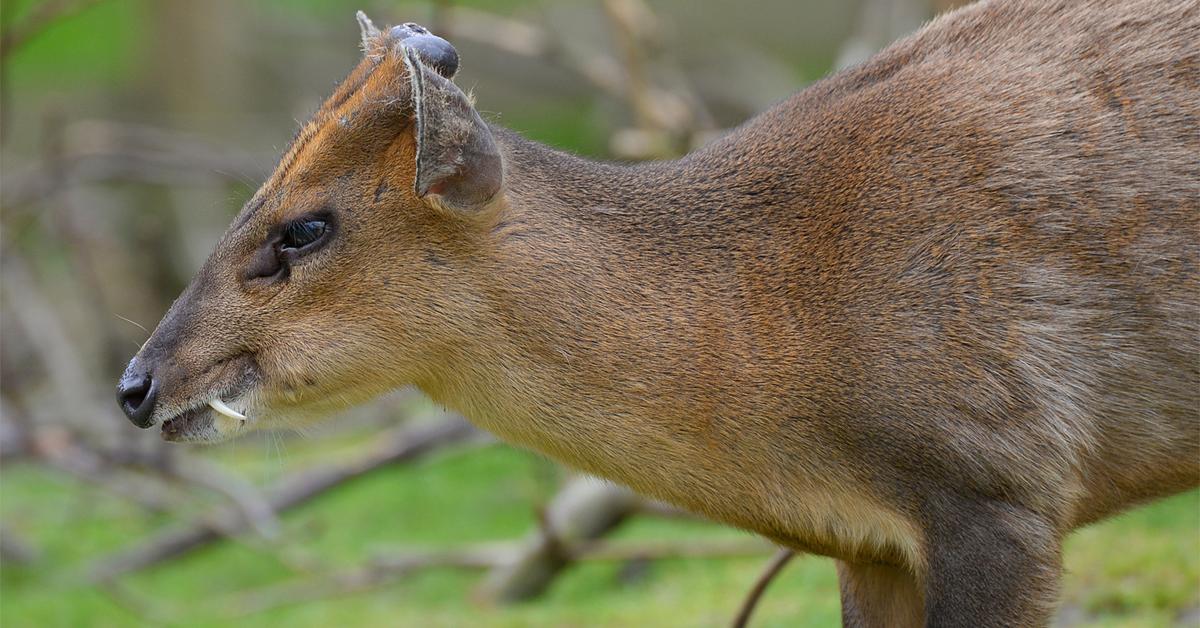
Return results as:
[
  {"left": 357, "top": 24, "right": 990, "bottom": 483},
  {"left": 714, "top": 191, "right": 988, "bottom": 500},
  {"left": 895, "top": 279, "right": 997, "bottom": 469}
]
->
[
  {"left": 836, "top": 560, "right": 924, "bottom": 628},
  {"left": 922, "top": 499, "right": 1062, "bottom": 627}
]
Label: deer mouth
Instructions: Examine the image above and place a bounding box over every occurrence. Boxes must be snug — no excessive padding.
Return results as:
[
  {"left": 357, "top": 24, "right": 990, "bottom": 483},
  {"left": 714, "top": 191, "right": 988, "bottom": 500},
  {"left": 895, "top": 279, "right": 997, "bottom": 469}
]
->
[
  {"left": 161, "top": 404, "right": 216, "bottom": 442},
  {"left": 158, "top": 357, "right": 260, "bottom": 443},
  {"left": 160, "top": 393, "right": 253, "bottom": 443}
]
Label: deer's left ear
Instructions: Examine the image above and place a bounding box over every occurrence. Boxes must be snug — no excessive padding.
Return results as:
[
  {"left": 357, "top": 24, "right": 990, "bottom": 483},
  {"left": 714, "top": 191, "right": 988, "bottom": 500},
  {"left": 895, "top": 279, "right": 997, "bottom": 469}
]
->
[{"left": 403, "top": 46, "right": 503, "bottom": 213}]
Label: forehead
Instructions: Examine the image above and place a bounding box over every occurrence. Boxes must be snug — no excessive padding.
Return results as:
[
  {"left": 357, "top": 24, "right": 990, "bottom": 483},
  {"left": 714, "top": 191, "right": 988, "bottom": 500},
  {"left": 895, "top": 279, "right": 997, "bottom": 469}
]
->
[{"left": 233, "top": 34, "right": 415, "bottom": 230}]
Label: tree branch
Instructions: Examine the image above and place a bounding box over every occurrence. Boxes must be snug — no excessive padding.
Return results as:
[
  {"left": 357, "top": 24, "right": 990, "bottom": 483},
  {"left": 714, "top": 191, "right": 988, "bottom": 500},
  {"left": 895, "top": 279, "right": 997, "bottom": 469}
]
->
[
  {"left": 226, "top": 536, "right": 775, "bottom": 617},
  {"left": 88, "top": 417, "right": 482, "bottom": 581},
  {"left": 730, "top": 548, "right": 796, "bottom": 628}
]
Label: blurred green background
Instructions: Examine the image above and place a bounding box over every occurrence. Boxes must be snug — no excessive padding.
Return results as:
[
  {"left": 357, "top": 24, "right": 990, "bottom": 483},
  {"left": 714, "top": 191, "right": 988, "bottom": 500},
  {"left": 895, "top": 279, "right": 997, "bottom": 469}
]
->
[{"left": 1, "top": 1, "right": 1197, "bottom": 626}]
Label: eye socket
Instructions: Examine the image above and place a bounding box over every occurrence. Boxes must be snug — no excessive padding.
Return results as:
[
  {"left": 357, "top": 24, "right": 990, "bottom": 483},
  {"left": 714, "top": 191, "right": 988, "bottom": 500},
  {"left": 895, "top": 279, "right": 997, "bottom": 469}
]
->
[
  {"left": 280, "top": 218, "right": 328, "bottom": 251},
  {"left": 244, "top": 213, "right": 334, "bottom": 282}
]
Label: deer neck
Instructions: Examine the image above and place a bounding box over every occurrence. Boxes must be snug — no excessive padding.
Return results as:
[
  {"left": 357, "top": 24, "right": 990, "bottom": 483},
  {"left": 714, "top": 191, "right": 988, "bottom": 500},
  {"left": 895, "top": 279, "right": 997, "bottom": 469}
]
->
[{"left": 414, "top": 127, "right": 777, "bottom": 476}]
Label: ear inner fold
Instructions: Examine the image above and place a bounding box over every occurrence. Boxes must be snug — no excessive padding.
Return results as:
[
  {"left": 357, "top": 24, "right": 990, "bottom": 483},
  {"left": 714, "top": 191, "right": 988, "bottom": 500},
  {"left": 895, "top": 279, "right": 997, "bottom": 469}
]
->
[{"left": 402, "top": 46, "right": 503, "bottom": 212}]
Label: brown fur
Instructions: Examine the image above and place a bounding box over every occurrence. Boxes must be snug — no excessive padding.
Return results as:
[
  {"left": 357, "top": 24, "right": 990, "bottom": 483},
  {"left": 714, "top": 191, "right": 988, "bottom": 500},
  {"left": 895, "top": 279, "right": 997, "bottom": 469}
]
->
[{"left": 121, "top": 0, "right": 1199, "bottom": 624}]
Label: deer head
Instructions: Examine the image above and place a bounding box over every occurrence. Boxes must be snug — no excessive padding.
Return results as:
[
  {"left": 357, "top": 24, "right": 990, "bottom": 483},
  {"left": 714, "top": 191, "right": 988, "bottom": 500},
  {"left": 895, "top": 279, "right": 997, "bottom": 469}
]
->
[{"left": 117, "top": 14, "right": 504, "bottom": 442}]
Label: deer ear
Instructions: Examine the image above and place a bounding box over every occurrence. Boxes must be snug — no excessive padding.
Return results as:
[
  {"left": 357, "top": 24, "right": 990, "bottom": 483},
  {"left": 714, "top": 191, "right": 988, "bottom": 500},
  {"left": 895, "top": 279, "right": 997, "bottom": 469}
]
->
[{"left": 402, "top": 46, "right": 503, "bottom": 212}]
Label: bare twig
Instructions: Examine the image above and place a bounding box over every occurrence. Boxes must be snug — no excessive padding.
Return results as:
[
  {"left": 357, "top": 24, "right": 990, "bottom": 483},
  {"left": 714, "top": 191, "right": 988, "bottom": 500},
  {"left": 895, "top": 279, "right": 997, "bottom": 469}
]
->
[
  {"left": 227, "top": 536, "right": 774, "bottom": 616},
  {"left": 164, "top": 455, "right": 282, "bottom": 539},
  {"left": 476, "top": 477, "right": 640, "bottom": 603},
  {"left": 603, "top": 0, "right": 712, "bottom": 158},
  {"left": 443, "top": 5, "right": 623, "bottom": 94},
  {"left": 2, "top": 120, "right": 267, "bottom": 209},
  {"left": 39, "top": 451, "right": 180, "bottom": 514},
  {"left": 0, "top": 254, "right": 103, "bottom": 427},
  {"left": 731, "top": 548, "right": 796, "bottom": 628},
  {"left": 602, "top": 0, "right": 659, "bottom": 129},
  {"left": 228, "top": 545, "right": 508, "bottom": 616},
  {"left": 88, "top": 417, "right": 482, "bottom": 581}
]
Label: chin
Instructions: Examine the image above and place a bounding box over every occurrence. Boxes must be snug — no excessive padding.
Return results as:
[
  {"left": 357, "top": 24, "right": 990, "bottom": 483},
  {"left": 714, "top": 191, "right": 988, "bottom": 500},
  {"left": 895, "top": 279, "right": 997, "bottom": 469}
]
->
[
  {"left": 153, "top": 373, "right": 371, "bottom": 443},
  {"left": 161, "top": 405, "right": 255, "bottom": 443}
]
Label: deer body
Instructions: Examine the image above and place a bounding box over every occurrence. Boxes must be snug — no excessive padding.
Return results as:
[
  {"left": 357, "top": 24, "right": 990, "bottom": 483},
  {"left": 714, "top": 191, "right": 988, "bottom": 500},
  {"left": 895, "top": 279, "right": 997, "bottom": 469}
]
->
[{"left": 119, "top": 0, "right": 1199, "bottom": 625}]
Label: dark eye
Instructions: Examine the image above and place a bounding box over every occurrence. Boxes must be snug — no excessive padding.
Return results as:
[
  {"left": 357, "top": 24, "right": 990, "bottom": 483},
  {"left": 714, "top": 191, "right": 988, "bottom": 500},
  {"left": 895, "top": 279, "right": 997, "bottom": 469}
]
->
[
  {"left": 245, "top": 215, "right": 333, "bottom": 282},
  {"left": 280, "top": 219, "right": 328, "bottom": 251}
]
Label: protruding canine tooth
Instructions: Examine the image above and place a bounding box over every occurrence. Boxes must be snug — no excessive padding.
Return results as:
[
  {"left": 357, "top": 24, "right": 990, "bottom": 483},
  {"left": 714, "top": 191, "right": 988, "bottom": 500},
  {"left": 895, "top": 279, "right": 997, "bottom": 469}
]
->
[{"left": 208, "top": 398, "right": 246, "bottom": 421}]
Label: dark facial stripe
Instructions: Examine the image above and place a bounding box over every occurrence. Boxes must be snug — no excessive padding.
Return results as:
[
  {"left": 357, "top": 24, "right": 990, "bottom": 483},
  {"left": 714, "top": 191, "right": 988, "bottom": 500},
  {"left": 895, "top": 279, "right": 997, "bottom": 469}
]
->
[
  {"left": 273, "top": 55, "right": 384, "bottom": 183},
  {"left": 236, "top": 51, "right": 388, "bottom": 228}
]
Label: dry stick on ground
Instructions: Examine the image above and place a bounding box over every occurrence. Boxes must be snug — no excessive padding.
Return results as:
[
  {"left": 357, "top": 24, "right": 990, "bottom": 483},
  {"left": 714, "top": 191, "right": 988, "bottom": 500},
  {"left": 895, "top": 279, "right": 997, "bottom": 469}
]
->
[
  {"left": 731, "top": 549, "right": 797, "bottom": 628},
  {"left": 227, "top": 536, "right": 776, "bottom": 617},
  {"left": 0, "top": 393, "right": 178, "bottom": 514},
  {"left": 476, "top": 477, "right": 642, "bottom": 603},
  {"left": 88, "top": 417, "right": 483, "bottom": 581},
  {"left": 33, "top": 434, "right": 181, "bottom": 514},
  {"left": 163, "top": 454, "right": 282, "bottom": 540},
  {"left": 1, "top": 365, "right": 275, "bottom": 524},
  {"left": 228, "top": 546, "right": 510, "bottom": 617}
]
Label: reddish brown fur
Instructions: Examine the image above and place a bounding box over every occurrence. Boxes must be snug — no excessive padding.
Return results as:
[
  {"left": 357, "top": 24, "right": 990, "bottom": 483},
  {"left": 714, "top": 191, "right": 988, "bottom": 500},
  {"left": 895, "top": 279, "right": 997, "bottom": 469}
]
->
[{"left": 122, "top": 0, "right": 1199, "bottom": 624}]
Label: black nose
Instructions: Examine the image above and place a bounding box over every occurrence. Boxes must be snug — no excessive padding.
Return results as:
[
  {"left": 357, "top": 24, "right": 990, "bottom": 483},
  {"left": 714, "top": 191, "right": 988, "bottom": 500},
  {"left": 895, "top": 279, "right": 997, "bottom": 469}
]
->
[{"left": 118, "top": 359, "right": 159, "bottom": 428}]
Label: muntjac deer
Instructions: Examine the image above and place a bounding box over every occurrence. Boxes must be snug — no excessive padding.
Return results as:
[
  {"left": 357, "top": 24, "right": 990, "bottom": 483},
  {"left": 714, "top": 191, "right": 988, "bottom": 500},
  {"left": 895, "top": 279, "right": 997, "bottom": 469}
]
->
[{"left": 117, "top": 0, "right": 1199, "bottom": 624}]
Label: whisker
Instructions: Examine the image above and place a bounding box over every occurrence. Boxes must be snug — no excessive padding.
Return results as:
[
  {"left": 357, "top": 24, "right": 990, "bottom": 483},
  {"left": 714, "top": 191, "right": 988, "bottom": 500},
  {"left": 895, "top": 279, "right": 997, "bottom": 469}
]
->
[
  {"left": 113, "top": 313, "right": 149, "bottom": 336},
  {"left": 113, "top": 313, "right": 152, "bottom": 350}
]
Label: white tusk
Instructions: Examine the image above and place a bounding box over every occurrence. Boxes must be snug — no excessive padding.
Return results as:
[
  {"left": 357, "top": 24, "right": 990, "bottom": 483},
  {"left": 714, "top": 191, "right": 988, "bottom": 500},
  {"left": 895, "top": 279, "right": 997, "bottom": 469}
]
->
[{"left": 208, "top": 398, "right": 247, "bottom": 421}]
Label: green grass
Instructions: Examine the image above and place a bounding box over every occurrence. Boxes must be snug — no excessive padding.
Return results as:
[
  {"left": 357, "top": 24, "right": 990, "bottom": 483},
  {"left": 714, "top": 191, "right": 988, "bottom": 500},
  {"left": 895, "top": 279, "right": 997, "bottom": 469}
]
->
[{"left": 1, "top": 429, "right": 1196, "bottom": 627}]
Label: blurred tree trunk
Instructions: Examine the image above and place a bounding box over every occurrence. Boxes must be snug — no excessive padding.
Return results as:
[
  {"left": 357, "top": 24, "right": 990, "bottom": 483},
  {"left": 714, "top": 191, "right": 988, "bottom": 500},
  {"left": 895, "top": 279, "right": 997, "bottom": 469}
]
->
[{"left": 137, "top": 0, "right": 248, "bottom": 301}]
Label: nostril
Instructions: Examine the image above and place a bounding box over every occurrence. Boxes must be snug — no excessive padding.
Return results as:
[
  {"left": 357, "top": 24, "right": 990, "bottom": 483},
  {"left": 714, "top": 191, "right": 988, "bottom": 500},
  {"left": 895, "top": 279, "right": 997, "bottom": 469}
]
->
[
  {"left": 119, "top": 377, "right": 149, "bottom": 409},
  {"left": 117, "top": 371, "right": 158, "bottom": 428}
]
